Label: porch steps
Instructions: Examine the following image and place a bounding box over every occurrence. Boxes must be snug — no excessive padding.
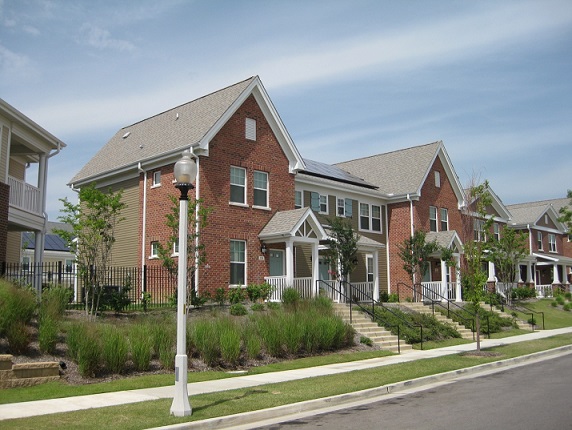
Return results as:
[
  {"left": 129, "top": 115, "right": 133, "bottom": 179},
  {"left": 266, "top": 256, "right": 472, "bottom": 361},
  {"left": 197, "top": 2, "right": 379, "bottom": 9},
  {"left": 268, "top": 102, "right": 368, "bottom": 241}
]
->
[
  {"left": 481, "top": 303, "right": 534, "bottom": 331},
  {"left": 333, "top": 304, "right": 413, "bottom": 353},
  {"left": 398, "top": 302, "right": 475, "bottom": 340}
]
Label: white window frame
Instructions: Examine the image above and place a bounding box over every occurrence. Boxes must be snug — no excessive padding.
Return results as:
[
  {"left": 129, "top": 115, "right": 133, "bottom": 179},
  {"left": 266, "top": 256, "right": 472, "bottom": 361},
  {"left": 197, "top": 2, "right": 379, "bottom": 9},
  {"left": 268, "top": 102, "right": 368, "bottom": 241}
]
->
[
  {"left": 152, "top": 170, "right": 161, "bottom": 187},
  {"left": 150, "top": 241, "right": 159, "bottom": 258},
  {"left": 537, "top": 231, "right": 543, "bottom": 250},
  {"left": 548, "top": 234, "right": 557, "bottom": 253},
  {"left": 230, "top": 166, "right": 247, "bottom": 206},
  {"left": 230, "top": 239, "right": 246, "bottom": 286},
  {"left": 173, "top": 239, "right": 179, "bottom": 256},
  {"left": 430, "top": 206, "right": 438, "bottom": 232},
  {"left": 366, "top": 254, "right": 374, "bottom": 283},
  {"left": 253, "top": 170, "right": 269, "bottom": 209},
  {"left": 435, "top": 171, "right": 441, "bottom": 188},
  {"left": 493, "top": 223, "right": 500, "bottom": 241},
  {"left": 359, "top": 203, "right": 382, "bottom": 232},
  {"left": 295, "top": 190, "right": 303, "bottom": 209},
  {"left": 245, "top": 118, "right": 256, "bottom": 141},
  {"left": 337, "top": 198, "right": 346, "bottom": 217},
  {"left": 474, "top": 219, "right": 485, "bottom": 242},
  {"left": 440, "top": 208, "right": 448, "bottom": 232}
]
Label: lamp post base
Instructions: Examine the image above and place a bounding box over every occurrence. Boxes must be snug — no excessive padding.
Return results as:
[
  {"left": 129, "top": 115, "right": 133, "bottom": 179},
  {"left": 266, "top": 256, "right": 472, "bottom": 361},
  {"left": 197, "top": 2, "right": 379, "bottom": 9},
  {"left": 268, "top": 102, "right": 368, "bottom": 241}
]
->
[{"left": 170, "top": 354, "right": 191, "bottom": 416}]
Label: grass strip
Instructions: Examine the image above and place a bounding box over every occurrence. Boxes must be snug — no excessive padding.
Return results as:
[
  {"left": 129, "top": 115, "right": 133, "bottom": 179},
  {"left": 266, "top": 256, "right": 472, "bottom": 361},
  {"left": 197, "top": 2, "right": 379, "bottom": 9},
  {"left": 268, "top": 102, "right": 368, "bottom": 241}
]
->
[{"left": 3, "top": 333, "right": 572, "bottom": 430}]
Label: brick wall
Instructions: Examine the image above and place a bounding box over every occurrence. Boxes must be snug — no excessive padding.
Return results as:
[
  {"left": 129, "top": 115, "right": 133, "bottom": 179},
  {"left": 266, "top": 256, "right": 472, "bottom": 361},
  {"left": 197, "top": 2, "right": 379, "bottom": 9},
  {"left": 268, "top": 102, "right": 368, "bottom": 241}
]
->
[
  {"left": 0, "top": 182, "right": 9, "bottom": 263},
  {"left": 140, "top": 95, "right": 295, "bottom": 296}
]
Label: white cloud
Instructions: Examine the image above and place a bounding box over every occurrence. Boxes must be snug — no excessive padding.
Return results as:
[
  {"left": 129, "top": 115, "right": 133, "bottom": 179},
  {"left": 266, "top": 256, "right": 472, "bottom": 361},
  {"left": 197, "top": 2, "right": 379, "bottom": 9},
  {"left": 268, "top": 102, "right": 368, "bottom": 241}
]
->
[
  {"left": 0, "top": 43, "right": 37, "bottom": 81},
  {"left": 78, "top": 23, "right": 135, "bottom": 52}
]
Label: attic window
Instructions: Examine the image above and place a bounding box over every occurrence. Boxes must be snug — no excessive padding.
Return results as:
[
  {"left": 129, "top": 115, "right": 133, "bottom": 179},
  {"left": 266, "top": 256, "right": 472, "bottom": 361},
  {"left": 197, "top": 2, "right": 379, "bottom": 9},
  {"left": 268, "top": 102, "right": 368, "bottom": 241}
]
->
[
  {"left": 122, "top": 132, "right": 131, "bottom": 139},
  {"left": 245, "top": 118, "right": 256, "bottom": 141},
  {"left": 435, "top": 171, "right": 441, "bottom": 188}
]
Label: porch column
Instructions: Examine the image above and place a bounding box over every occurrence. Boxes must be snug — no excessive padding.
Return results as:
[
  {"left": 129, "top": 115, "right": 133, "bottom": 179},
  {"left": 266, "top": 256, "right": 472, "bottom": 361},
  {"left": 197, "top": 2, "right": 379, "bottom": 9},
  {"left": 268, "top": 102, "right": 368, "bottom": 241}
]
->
[
  {"left": 526, "top": 262, "right": 533, "bottom": 285},
  {"left": 311, "top": 242, "right": 319, "bottom": 297},
  {"left": 454, "top": 255, "right": 462, "bottom": 302},
  {"left": 373, "top": 250, "right": 379, "bottom": 301},
  {"left": 285, "top": 239, "right": 294, "bottom": 287},
  {"left": 487, "top": 261, "right": 496, "bottom": 283},
  {"left": 552, "top": 263, "right": 561, "bottom": 285},
  {"left": 440, "top": 258, "right": 448, "bottom": 302},
  {"left": 33, "top": 229, "right": 45, "bottom": 298}
]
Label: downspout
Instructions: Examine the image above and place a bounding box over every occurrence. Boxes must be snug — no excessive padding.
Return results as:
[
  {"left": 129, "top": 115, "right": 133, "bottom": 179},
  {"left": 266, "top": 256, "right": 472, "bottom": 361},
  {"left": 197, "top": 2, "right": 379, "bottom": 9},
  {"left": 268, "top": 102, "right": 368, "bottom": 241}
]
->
[
  {"left": 138, "top": 162, "right": 148, "bottom": 293},
  {"left": 385, "top": 204, "right": 391, "bottom": 294},
  {"left": 406, "top": 193, "right": 415, "bottom": 286}
]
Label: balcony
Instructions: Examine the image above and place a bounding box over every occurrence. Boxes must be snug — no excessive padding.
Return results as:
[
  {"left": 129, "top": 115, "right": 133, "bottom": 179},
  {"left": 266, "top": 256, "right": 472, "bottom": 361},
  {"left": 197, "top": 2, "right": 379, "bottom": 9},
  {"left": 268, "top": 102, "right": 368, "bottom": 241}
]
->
[{"left": 8, "top": 176, "right": 41, "bottom": 216}]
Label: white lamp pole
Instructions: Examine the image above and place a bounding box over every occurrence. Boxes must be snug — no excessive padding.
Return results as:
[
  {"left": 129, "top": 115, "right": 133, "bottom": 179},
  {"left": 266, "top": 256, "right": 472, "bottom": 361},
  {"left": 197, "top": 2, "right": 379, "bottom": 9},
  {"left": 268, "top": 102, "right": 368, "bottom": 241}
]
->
[{"left": 170, "top": 150, "right": 197, "bottom": 417}]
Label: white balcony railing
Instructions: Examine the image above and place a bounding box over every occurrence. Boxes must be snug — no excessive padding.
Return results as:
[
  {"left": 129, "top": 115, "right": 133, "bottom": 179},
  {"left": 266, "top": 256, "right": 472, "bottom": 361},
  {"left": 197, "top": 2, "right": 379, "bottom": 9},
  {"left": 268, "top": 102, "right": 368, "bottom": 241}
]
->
[
  {"left": 421, "top": 281, "right": 457, "bottom": 301},
  {"left": 8, "top": 176, "right": 41, "bottom": 215},
  {"left": 265, "top": 276, "right": 313, "bottom": 301}
]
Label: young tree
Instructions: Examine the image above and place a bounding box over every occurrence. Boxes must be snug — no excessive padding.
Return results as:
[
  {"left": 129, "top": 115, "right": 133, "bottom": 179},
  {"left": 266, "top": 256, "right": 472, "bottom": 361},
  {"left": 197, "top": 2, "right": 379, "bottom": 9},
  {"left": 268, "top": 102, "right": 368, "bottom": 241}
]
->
[
  {"left": 397, "top": 230, "right": 439, "bottom": 299},
  {"left": 324, "top": 217, "right": 360, "bottom": 297},
  {"left": 460, "top": 180, "right": 493, "bottom": 352},
  {"left": 558, "top": 189, "right": 572, "bottom": 236},
  {"left": 155, "top": 194, "right": 210, "bottom": 307},
  {"left": 487, "top": 227, "right": 528, "bottom": 305},
  {"left": 55, "top": 183, "right": 125, "bottom": 318}
]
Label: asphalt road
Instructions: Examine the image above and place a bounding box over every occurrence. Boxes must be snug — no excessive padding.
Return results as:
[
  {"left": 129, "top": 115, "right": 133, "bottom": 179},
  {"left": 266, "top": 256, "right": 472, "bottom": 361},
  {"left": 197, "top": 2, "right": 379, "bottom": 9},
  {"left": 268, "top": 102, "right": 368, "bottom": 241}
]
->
[{"left": 252, "top": 353, "right": 572, "bottom": 430}]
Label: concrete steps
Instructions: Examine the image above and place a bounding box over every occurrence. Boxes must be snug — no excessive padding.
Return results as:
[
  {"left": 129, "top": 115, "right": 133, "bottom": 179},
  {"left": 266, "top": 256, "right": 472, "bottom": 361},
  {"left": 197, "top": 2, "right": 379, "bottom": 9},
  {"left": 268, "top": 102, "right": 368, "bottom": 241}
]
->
[
  {"left": 333, "top": 304, "right": 413, "bottom": 353},
  {"left": 481, "top": 303, "right": 534, "bottom": 331},
  {"left": 398, "top": 302, "right": 475, "bottom": 340}
]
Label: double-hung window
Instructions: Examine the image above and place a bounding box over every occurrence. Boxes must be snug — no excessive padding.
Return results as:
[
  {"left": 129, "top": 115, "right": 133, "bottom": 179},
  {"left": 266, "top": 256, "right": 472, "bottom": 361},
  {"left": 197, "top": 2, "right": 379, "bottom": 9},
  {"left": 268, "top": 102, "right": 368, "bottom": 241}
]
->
[
  {"left": 230, "top": 166, "right": 246, "bottom": 204},
  {"left": 360, "top": 203, "right": 381, "bottom": 232},
  {"left": 537, "top": 232, "right": 543, "bottom": 250},
  {"left": 336, "top": 198, "right": 353, "bottom": 217},
  {"left": 430, "top": 206, "right": 438, "bottom": 232},
  {"left": 548, "top": 234, "right": 557, "bottom": 252},
  {"left": 152, "top": 170, "right": 161, "bottom": 187},
  {"left": 311, "top": 192, "right": 328, "bottom": 214},
  {"left": 440, "top": 208, "right": 448, "bottom": 231},
  {"left": 474, "top": 219, "right": 485, "bottom": 241},
  {"left": 253, "top": 171, "right": 268, "bottom": 208},
  {"left": 493, "top": 223, "right": 500, "bottom": 241},
  {"left": 295, "top": 190, "right": 303, "bottom": 209},
  {"left": 230, "top": 240, "right": 246, "bottom": 285},
  {"left": 150, "top": 241, "right": 159, "bottom": 258}
]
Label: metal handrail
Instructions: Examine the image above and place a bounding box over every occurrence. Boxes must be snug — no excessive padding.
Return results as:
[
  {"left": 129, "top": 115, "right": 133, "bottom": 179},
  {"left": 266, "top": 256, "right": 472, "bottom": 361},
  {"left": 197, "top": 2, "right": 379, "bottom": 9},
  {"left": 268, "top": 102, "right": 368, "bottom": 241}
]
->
[
  {"left": 506, "top": 302, "right": 545, "bottom": 330},
  {"left": 396, "top": 282, "right": 486, "bottom": 340},
  {"left": 319, "top": 279, "right": 423, "bottom": 351}
]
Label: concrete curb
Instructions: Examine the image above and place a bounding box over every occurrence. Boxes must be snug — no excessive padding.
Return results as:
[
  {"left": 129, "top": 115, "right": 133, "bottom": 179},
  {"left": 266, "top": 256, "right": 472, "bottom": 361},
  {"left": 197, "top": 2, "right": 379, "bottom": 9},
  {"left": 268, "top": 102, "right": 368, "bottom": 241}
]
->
[{"left": 150, "top": 345, "right": 572, "bottom": 430}]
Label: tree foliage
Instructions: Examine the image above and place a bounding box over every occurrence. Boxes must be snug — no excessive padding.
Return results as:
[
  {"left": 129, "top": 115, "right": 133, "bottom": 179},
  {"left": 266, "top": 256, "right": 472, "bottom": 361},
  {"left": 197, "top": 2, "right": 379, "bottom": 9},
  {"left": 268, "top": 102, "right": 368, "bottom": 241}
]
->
[
  {"left": 55, "top": 183, "right": 125, "bottom": 318},
  {"left": 324, "top": 217, "right": 359, "bottom": 282},
  {"left": 155, "top": 194, "right": 210, "bottom": 306},
  {"left": 558, "top": 189, "right": 572, "bottom": 237},
  {"left": 397, "top": 230, "right": 439, "bottom": 287}
]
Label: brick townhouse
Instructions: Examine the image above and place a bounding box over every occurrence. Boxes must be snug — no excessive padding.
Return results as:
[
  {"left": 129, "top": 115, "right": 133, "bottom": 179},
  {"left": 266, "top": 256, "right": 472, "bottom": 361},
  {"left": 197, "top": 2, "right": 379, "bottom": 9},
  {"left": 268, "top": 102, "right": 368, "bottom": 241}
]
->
[{"left": 69, "top": 76, "right": 571, "bottom": 302}]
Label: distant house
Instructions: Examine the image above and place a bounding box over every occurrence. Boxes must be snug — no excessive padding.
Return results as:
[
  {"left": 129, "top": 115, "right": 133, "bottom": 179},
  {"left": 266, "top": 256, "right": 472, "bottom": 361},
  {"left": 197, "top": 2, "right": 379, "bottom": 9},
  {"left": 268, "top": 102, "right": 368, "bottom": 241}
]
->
[
  {"left": 0, "top": 98, "right": 66, "bottom": 293},
  {"left": 507, "top": 198, "right": 571, "bottom": 295}
]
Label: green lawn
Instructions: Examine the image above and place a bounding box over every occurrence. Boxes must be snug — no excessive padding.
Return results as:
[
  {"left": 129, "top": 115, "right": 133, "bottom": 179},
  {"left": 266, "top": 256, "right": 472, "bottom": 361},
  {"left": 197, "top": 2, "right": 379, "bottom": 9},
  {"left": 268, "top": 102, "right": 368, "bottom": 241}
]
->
[
  {"left": 510, "top": 298, "right": 572, "bottom": 329},
  {"left": 2, "top": 333, "right": 572, "bottom": 430}
]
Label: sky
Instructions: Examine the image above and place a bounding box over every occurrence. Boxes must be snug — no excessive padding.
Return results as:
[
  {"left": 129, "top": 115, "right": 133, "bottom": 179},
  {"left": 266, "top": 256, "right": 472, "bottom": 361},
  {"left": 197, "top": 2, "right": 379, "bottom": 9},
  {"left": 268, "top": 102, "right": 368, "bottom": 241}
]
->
[{"left": 1, "top": 0, "right": 571, "bottom": 221}]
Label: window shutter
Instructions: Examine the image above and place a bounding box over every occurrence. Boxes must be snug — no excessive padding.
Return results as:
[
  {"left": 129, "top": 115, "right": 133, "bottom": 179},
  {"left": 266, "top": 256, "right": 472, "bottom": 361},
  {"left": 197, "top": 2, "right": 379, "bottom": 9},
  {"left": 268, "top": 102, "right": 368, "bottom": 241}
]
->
[
  {"left": 345, "top": 199, "right": 353, "bottom": 217},
  {"left": 311, "top": 192, "right": 320, "bottom": 212}
]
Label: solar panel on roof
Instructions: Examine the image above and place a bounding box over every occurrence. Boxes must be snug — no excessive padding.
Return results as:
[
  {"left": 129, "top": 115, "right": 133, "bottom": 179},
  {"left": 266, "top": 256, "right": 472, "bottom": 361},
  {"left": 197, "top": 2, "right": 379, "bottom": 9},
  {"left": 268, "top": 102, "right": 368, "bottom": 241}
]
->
[{"left": 301, "top": 159, "right": 376, "bottom": 188}]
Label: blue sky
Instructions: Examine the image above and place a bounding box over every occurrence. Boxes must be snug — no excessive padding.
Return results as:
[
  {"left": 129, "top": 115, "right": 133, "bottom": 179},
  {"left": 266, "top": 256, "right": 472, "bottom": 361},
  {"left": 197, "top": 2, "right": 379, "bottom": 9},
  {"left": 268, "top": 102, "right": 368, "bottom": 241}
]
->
[{"left": 1, "top": 0, "right": 571, "bottom": 220}]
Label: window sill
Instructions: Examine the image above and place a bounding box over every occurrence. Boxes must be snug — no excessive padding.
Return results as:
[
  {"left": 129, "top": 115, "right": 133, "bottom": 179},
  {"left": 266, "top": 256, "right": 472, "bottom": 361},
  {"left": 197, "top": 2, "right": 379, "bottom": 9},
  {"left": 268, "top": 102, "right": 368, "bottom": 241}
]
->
[
  {"left": 229, "top": 202, "right": 249, "bottom": 208},
  {"left": 150, "top": 184, "right": 161, "bottom": 189},
  {"left": 253, "top": 205, "right": 271, "bottom": 211},
  {"left": 148, "top": 256, "right": 159, "bottom": 260}
]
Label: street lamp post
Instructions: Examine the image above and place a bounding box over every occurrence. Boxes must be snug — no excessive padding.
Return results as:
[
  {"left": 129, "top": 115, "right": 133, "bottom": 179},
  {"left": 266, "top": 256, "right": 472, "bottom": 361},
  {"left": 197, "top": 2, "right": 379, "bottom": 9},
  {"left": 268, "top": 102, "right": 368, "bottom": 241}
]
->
[{"left": 170, "top": 150, "right": 197, "bottom": 417}]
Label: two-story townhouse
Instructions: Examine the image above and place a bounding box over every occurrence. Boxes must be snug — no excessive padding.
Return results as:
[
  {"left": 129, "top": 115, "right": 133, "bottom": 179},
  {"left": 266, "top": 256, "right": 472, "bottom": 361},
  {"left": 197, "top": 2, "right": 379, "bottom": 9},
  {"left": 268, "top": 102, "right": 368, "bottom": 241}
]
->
[
  {"left": 0, "top": 98, "right": 65, "bottom": 293},
  {"left": 336, "top": 141, "right": 466, "bottom": 301},
  {"left": 506, "top": 199, "right": 571, "bottom": 296},
  {"left": 69, "top": 76, "right": 307, "bottom": 301}
]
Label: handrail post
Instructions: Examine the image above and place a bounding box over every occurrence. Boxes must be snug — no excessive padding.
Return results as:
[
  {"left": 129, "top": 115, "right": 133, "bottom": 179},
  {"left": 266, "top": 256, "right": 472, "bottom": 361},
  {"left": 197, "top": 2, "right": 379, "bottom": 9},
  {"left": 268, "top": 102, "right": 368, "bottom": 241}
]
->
[{"left": 397, "top": 325, "right": 401, "bottom": 354}]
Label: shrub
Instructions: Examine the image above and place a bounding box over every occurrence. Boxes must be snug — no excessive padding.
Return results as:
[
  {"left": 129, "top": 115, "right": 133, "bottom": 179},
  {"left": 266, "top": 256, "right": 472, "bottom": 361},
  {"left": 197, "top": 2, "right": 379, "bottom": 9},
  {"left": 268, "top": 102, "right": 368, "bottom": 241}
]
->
[
  {"left": 551, "top": 301, "right": 558, "bottom": 307},
  {"left": 191, "top": 319, "right": 220, "bottom": 367},
  {"left": 251, "top": 303, "right": 265, "bottom": 312},
  {"left": 40, "top": 286, "right": 72, "bottom": 320},
  {"left": 38, "top": 316, "right": 59, "bottom": 354},
  {"left": 243, "top": 322, "right": 261, "bottom": 359},
  {"left": 563, "top": 303, "right": 571, "bottom": 312},
  {"left": 65, "top": 322, "right": 87, "bottom": 361},
  {"left": 129, "top": 324, "right": 153, "bottom": 371},
  {"left": 282, "top": 288, "right": 300, "bottom": 308},
  {"left": 0, "top": 281, "right": 36, "bottom": 341},
  {"left": 230, "top": 303, "right": 248, "bottom": 316},
  {"left": 101, "top": 325, "right": 129, "bottom": 374},
  {"left": 6, "top": 322, "right": 31, "bottom": 354},
  {"left": 565, "top": 292, "right": 572, "bottom": 301},
  {"left": 360, "top": 336, "right": 373, "bottom": 346},
  {"left": 141, "top": 292, "right": 152, "bottom": 312},
  {"left": 228, "top": 288, "right": 245, "bottom": 304},
  {"left": 246, "top": 282, "right": 273, "bottom": 302},
  {"left": 214, "top": 287, "right": 226, "bottom": 306},
  {"left": 219, "top": 319, "right": 241, "bottom": 365},
  {"left": 556, "top": 295, "right": 565, "bottom": 305},
  {"left": 266, "top": 301, "right": 281, "bottom": 310}
]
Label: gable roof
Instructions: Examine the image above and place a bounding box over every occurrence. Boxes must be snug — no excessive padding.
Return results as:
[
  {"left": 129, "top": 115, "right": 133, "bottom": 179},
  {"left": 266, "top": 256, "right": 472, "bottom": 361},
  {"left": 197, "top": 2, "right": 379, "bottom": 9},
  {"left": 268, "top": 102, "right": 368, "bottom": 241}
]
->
[
  {"left": 70, "top": 76, "right": 305, "bottom": 186},
  {"left": 507, "top": 199, "right": 567, "bottom": 231},
  {"left": 259, "top": 207, "right": 327, "bottom": 242},
  {"left": 334, "top": 141, "right": 465, "bottom": 206}
]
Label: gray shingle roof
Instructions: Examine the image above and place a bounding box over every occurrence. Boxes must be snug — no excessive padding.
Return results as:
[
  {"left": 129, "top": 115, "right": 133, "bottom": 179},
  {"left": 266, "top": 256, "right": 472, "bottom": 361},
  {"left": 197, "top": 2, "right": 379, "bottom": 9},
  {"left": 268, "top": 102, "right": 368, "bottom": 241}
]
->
[
  {"left": 506, "top": 198, "right": 569, "bottom": 226},
  {"left": 70, "top": 77, "right": 256, "bottom": 184},
  {"left": 334, "top": 141, "right": 442, "bottom": 196},
  {"left": 259, "top": 208, "right": 310, "bottom": 237}
]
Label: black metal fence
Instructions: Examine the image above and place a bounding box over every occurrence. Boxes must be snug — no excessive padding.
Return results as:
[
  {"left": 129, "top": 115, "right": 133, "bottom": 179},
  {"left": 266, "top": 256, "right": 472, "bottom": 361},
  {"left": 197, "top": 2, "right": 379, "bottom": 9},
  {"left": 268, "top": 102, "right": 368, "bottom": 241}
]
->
[{"left": 0, "top": 262, "right": 178, "bottom": 310}]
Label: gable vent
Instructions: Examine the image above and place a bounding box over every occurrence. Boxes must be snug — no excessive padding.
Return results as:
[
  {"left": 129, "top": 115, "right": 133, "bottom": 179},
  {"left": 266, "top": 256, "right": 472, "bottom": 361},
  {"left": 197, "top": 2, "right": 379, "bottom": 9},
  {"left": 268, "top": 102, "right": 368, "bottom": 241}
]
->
[{"left": 245, "top": 118, "right": 256, "bottom": 141}]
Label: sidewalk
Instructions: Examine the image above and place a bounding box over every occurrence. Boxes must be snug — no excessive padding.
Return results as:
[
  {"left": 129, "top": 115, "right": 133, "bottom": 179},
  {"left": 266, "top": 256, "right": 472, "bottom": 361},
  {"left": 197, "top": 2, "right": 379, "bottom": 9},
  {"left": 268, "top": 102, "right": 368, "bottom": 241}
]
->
[{"left": 1, "top": 327, "right": 572, "bottom": 424}]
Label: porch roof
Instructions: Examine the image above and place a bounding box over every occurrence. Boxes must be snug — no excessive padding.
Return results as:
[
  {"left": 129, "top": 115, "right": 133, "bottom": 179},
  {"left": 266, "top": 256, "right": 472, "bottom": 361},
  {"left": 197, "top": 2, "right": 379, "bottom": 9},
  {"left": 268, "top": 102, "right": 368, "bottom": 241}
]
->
[
  {"left": 533, "top": 253, "right": 572, "bottom": 265},
  {"left": 426, "top": 230, "right": 463, "bottom": 253},
  {"left": 259, "top": 207, "right": 327, "bottom": 242}
]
